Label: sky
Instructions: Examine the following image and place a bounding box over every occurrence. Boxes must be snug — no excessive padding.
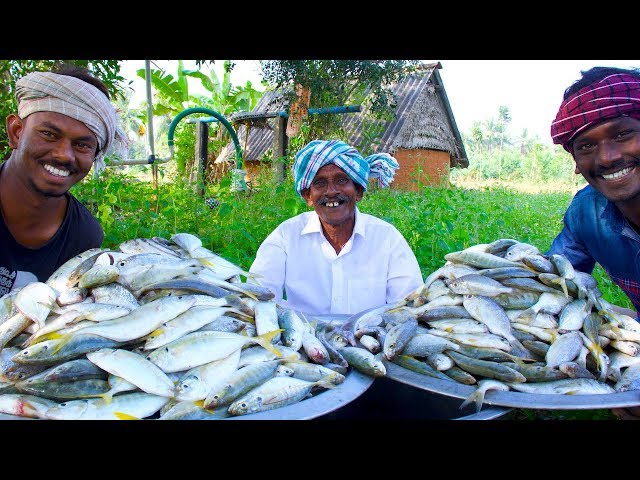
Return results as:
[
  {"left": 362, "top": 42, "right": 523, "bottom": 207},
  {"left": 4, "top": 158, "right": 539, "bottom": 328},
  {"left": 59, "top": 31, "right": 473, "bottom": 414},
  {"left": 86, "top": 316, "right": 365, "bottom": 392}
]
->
[{"left": 120, "top": 59, "right": 640, "bottom": 146}]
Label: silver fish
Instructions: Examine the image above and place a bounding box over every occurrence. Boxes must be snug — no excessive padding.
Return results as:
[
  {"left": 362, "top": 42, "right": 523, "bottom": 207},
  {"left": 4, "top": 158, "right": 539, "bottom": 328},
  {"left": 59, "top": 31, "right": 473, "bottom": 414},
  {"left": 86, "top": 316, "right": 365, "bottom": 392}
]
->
[{"left": 507, "top": 378, "right": 615, "bottom": 395}]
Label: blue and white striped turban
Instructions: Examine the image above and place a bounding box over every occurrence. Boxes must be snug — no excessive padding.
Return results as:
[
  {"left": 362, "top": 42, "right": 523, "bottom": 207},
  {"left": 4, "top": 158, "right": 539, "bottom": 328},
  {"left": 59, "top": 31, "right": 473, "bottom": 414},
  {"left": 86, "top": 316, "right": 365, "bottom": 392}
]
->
[
  {"left": 15, "top": 71, "right": 128, "bottom": 170},
  {"left": 292, "top": 140, "right": 400, "bottom": 195}
]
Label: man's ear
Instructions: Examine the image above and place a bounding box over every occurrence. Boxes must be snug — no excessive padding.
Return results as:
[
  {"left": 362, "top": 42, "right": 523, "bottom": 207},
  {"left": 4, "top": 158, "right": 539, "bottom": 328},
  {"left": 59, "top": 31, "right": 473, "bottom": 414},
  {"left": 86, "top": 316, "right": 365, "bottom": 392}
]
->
[
  {"left": 573, "top": 159, "right": 581, "bottom": 175},
  {"left": 6, "top": 114, "right": 23, "bottom": 149},
  {"left": 355, "top": 184, "right": 364, "bottom": 201},
  {"left": 301, "top": 188, "right": 314, "bottom": 206}
]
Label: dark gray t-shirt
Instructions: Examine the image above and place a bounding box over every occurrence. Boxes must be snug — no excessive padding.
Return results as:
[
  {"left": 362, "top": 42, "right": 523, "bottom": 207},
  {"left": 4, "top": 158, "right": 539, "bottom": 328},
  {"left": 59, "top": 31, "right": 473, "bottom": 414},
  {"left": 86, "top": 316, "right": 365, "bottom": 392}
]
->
[{"left": 0, "top": 191, "right": 103, "bottom": 296}]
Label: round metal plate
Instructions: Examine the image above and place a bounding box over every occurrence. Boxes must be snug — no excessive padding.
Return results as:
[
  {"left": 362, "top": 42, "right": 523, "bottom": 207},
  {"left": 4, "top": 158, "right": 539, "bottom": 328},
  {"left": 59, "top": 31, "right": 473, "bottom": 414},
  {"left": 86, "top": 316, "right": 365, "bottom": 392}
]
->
[
  {"left": 348, "top": 304, "right": 640, "bottom": 411},
  {"left": 229, "top": 369, "right": 373, "bottom": 420},
  {"left": 0, "top": 368, "right": 374, "bottom": 421},
  {"left": 0, "top": 312, "right": 374, "bottom": 420}
]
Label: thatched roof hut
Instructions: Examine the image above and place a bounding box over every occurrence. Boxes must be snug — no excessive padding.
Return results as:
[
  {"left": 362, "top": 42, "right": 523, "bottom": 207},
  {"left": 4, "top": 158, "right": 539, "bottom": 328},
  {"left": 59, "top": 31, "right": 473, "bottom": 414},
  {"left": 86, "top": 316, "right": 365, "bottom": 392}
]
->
[{"left": 215, "top": 62, "right": 468, "bottom": 190}]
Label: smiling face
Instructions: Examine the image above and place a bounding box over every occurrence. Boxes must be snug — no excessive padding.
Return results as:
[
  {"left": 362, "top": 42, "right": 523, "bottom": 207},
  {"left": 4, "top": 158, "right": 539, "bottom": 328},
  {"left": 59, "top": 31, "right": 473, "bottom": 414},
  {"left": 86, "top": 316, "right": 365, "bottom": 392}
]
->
[
  {"left": 571, "top": 116, "right": 640, "bottom": 205},
  {"left": 6, "top": 111, "right": 98, "bottom": 198},
  {"left": 301, "top": 163, "right": 364, "bottom": 228}
]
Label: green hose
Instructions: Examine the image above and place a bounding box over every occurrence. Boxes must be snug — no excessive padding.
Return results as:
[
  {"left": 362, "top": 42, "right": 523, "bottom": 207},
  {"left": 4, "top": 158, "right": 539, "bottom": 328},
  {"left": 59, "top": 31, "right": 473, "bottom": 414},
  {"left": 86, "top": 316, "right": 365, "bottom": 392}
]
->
[{"left": 167, "top": 107, "right": 243, "bottom": 169}]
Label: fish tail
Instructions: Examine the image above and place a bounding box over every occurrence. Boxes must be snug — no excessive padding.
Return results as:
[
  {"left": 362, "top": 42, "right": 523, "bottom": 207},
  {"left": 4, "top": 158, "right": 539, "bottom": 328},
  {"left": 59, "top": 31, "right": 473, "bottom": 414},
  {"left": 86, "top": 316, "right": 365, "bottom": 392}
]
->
[
  {"left": 558, "top": 278, "right": 569, "bottom": 298},
  {"left": 459, "top": 388, "right": 484, "bottom": 413},
  {"left": 254, "top": 329, "right": 284, "bottom": 356},
  {"left": 315, "top": 373, "right": 339, "bottom": 390}
]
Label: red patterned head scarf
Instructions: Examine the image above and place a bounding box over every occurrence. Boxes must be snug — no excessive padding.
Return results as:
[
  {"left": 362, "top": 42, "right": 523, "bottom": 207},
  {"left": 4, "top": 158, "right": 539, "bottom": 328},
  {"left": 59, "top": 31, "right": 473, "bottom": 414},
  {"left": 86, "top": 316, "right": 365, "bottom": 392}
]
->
[{"left": 550, "top": 73, "right": 640, "bottom": 152}]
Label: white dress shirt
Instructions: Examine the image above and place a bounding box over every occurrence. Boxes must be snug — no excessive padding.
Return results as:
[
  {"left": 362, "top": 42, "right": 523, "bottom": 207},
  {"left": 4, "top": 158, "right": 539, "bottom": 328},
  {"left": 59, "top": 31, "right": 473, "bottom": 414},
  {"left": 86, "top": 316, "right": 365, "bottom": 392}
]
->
[{"left": 249, "top": 207, "right": 424, "bottom": 315}]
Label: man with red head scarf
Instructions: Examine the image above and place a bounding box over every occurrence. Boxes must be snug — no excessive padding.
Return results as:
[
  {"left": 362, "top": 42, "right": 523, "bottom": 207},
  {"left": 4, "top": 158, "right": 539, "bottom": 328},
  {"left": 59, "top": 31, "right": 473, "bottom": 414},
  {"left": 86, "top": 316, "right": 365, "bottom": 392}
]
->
[{"left": 547, "top": 66, "right": 640, "bottom": 419}]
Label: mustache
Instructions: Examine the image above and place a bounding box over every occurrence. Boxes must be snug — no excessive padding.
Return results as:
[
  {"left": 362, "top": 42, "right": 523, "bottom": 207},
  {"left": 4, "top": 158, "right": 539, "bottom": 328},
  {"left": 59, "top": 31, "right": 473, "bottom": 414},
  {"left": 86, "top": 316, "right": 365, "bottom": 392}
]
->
[
  {"left": 315, "top": 194, "right": 350, "bottom": 207},
  {"left": 597, "top": 157, "right": 640, "bottom": 175}
]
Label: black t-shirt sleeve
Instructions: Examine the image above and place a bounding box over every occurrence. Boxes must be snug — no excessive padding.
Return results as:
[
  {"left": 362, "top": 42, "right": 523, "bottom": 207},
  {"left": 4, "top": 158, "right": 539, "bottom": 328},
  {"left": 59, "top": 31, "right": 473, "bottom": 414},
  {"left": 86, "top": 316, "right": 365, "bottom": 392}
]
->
[{"left": 0, "top": 194, "right": 104, "bottom": 294}]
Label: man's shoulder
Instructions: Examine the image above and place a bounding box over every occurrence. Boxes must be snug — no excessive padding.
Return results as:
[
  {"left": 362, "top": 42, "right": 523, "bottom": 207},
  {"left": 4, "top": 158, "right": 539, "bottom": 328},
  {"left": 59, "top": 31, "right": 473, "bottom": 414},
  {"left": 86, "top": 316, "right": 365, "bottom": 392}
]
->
[
  {"left": 67, "top": 194, "right": 104, "bottom": 242},
  {"left": 68, "top": 194, "right": 100, "bottom": 222},
  {"left": 568, "top": 184, "right": 607, "bottom": 211},
  {"left": 279, "top": 211, "right": 314, "bottom": 228},
  {"left": 359, "top": 211, "right": 397, "bottom": 230}
]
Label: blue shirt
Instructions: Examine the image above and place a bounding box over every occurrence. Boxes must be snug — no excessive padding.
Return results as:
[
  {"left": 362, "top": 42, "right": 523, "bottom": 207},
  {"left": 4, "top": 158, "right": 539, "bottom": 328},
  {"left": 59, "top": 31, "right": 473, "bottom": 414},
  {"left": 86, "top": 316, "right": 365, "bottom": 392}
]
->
[{"left": 547, "top": 184, "right": 640, "bottom": 315}]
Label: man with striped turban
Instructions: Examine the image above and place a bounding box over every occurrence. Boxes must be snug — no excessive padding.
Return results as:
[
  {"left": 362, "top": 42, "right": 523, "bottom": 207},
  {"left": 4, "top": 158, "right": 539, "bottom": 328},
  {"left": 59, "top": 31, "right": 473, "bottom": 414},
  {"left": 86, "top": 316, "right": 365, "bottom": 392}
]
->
[
  {"left": 546, "top": 66, "right": 640, "bottom": 420},
  {"left": 249, "top": 139, "right": 423, "bottom": 315},
  {"left": 0, "top": 66, "right": 127, "bottom": 296}
]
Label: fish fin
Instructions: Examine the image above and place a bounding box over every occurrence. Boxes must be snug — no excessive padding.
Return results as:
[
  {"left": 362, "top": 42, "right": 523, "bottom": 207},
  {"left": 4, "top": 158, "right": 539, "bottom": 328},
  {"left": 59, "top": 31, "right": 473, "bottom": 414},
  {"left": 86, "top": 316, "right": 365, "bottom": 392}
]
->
[
  {"left": 114, "top": 412, "right": 140, "bottom": 420},
  {"left": 50, "top": 332, "right": 74, "bottom": 354},
  {"left": 24, "top": 330, "right": 63, "bottom": 347},
  {"left": 255, "top": 329, "right": 283, "bottom": 356}
]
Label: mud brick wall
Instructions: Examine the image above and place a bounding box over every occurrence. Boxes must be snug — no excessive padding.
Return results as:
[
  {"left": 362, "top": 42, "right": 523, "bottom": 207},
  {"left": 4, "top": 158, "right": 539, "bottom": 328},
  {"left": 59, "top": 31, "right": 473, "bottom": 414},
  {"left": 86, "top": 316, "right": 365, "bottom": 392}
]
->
[{"left": 389, "top": 149, "right": 451, "bottom": 191}]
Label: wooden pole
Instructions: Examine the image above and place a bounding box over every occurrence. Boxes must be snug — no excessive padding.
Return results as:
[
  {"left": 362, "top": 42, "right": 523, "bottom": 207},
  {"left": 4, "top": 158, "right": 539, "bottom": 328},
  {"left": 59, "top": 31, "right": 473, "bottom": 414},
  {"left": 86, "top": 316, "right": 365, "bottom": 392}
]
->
[
  {"left": 272, "top": 116, "right": 288, "bottom": 182},
  {"left": 194, "top": 121, "right": 209, "bottom": 196}
]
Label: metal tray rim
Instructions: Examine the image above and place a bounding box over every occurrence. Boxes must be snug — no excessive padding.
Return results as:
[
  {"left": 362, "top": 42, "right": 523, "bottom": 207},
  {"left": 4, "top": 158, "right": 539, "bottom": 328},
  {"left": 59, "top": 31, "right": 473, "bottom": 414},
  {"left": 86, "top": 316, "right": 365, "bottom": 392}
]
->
[{"left": 384, "top": 361, "right": 640, "bottom": 410}]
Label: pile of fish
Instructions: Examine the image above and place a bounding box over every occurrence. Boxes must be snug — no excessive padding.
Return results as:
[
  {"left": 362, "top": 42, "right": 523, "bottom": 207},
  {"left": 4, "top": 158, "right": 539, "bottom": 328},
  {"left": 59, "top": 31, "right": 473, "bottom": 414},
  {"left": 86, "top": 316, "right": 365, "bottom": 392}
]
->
[
  {"left": 325, "top": 238, "right": 640, "bottom": 412},
  {"left": 0, "top": 233, "right": 370, "bottom": 420}
]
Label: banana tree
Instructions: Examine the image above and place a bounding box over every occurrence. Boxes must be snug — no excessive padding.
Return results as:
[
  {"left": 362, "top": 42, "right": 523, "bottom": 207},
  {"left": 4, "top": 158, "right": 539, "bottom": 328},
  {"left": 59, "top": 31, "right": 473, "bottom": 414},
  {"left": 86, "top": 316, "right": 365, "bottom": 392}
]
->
[
  {"left": 182, "top": 60, "right": 263, "bottom": 115},
  {"left": 137, "top": 60, "right": 263, "bottom": 178}
]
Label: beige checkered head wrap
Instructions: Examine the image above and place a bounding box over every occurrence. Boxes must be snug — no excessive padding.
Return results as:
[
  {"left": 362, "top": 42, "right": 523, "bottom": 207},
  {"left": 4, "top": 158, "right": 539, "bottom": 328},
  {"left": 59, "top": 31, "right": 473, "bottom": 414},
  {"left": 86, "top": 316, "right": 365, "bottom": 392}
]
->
[{"left": 15, "top": 71, "right": 128, "bottom": 170}]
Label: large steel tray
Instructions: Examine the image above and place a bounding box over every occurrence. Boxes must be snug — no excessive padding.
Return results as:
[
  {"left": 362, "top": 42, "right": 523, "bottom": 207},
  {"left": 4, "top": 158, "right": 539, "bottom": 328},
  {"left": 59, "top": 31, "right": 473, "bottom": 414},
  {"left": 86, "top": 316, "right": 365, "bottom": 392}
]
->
[
  {"left": 346, "top": 305, "right": 640, "bottom": 411},
  {"left": 0, "top": 311, "right": 373, "bottom": 421},
  {"left": 0, "top": 368, "right": 374, "bottom": 421}
]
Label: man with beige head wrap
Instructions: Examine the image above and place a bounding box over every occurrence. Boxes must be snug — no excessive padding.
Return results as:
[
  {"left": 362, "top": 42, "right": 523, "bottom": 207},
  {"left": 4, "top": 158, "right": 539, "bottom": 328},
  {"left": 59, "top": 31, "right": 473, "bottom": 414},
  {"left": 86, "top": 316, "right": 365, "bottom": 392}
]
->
[{"left": 0, "top": 65, "right": 127, "bottom": 295}]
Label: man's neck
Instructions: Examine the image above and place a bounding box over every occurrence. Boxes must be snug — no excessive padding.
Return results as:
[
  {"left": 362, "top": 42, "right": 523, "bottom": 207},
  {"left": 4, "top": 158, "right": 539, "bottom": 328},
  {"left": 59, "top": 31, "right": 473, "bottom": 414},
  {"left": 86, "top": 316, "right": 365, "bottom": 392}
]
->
[{"left": 321, "top": 218, "right": 355, "bottom": 254}]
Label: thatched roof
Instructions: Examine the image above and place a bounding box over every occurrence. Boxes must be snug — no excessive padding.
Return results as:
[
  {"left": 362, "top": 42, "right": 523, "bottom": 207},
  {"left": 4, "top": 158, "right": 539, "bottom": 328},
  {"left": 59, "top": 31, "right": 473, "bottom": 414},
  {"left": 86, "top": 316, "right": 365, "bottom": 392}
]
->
[{"left": 215, "top": 62, "right": 468, "bottom": 168}]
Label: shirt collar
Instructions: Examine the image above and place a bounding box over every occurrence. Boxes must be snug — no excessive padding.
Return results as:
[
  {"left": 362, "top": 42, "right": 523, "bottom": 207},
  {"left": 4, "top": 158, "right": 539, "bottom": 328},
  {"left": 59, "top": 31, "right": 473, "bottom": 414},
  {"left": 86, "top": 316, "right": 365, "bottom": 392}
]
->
[{"left": 602, "top": 198, "right": 626, "bottom": 232}]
